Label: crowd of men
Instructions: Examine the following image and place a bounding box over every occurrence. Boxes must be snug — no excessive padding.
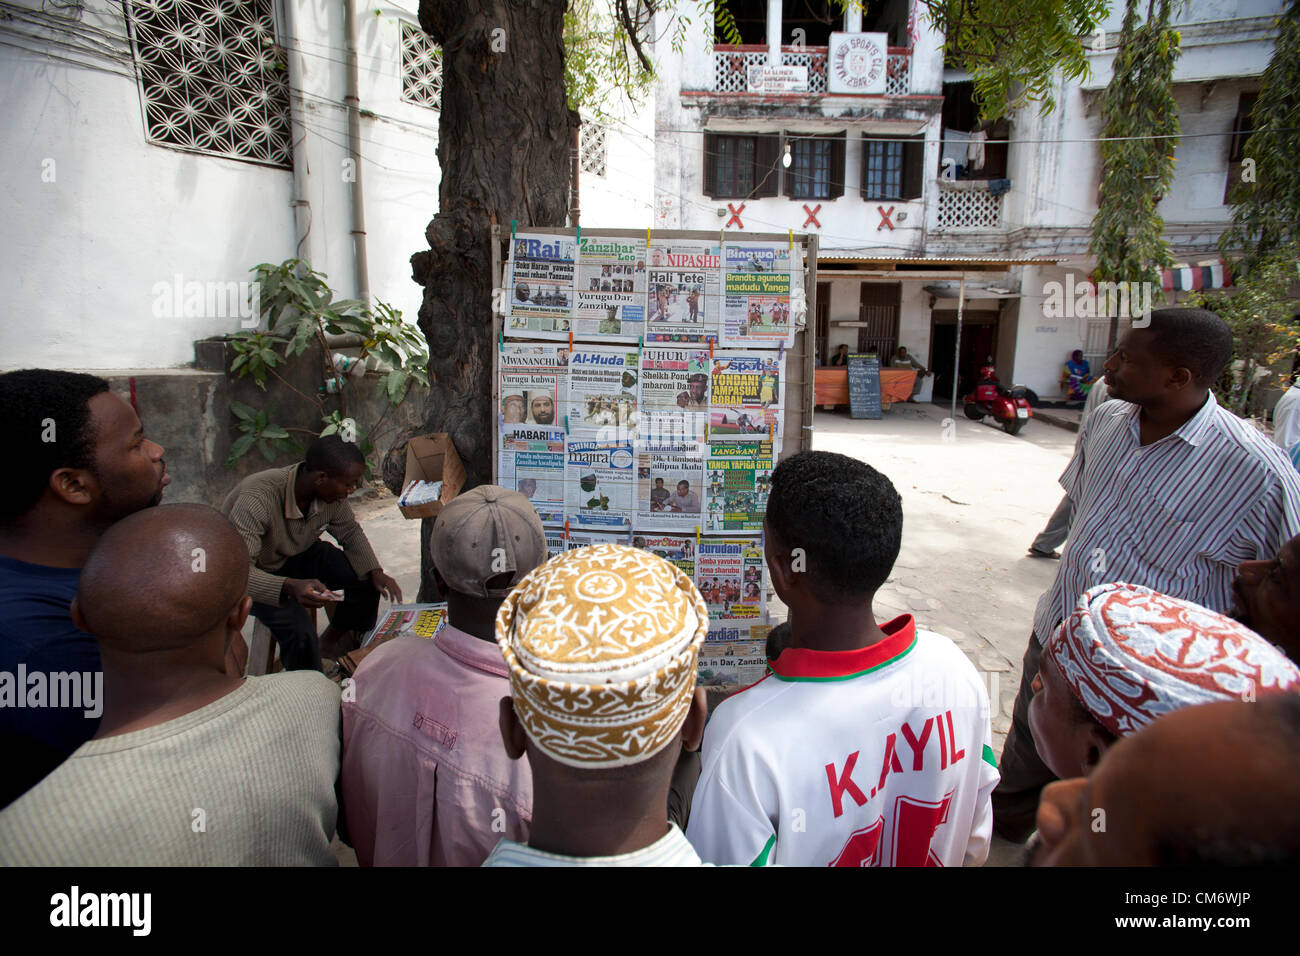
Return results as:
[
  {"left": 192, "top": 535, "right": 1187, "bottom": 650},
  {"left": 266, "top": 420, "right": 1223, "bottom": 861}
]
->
[{"left": 1, "top": 306, "right": 1299, "bottom": 866}]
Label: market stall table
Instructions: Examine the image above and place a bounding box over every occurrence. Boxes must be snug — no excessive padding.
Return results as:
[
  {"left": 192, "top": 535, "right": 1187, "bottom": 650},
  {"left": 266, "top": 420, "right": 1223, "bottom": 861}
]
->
[{"left": 815, "top": 367, "right": 916, "bottom": 410}]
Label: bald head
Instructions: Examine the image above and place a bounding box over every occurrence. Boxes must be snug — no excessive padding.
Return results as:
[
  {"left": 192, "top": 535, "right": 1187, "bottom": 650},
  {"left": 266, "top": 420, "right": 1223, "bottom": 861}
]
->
[{"left": 78, "top": 504, "right": 249, "bottom": 652}]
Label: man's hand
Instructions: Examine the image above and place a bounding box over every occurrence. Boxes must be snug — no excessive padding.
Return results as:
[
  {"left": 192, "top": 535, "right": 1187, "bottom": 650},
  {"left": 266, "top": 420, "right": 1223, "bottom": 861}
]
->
[
  {"left": 284, "top": 578, "right": 334, "bottom": 608},
  {"left": 370, "top": 569, "right": 403, "bottom": 603}
]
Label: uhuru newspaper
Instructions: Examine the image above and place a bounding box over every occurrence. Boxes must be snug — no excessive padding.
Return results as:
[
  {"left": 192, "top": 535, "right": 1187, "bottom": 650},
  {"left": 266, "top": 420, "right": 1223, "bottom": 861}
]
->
[
  {"left": 498, "top": 424, "right": 565, "bottom": 525},
  {"left": 498, "top": 343, "right": 567, "bottom": 428},
  {"left": 709, "top": 351, "right": 785, "bottom": 444},
  {"left": 722, "top": 242, "right": 794, "bottom": 348},
  {"left": 639, "top": 348, "right": 709, "bottom": 446},
  {"left": 565, "top": 439, "right": 634, "bottom": 529},
  {"left": 506, "top": 232, "right": 575, "bottom": 337},
  {"left": 645, "top": 239, "right": 720, "bottom": 345},
  {"left": 635, "top": 443, "right": 706, "bottom": 533},
  {"left": 575, "top": 235, "right": 647, "bottom": 339},
  {"left": 632, "top": 533, "right": 696, "bottom": 579},
  {"left": 566, "top": 346, "right": 640, "bottom": 442},
  {"left": 705, "top": 440, "right": 774, "bottom": 533}
]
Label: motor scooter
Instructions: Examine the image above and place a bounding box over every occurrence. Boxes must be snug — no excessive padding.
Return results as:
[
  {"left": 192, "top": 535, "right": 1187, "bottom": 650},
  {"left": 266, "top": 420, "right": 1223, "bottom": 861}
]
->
[{"left": 962, "top": 364, "right": 1033, "bottom": 435}]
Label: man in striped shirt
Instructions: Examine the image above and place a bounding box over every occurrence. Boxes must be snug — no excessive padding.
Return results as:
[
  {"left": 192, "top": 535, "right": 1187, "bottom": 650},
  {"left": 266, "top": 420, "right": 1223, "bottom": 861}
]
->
[{"left": 993, "top": 308, "right": 1300, "bottom": 842}]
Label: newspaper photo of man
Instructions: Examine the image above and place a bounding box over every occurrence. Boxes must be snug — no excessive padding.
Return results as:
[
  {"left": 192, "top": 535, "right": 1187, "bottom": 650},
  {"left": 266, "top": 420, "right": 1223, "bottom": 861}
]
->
[
  {"left": 528, "top": 391, "right": 556, "bottom": 425},
  {"left": 501, "top": 394, "right": 526, "bottom": 423},
  {"left": 676, "top": 372, "right": 709, "bottom": 410}
]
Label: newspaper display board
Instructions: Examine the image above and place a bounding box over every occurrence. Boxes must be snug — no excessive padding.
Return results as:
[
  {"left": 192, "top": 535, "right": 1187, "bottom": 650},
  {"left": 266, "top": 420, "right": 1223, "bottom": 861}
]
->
[{"left": 494, "top": 228, "right": 817, "bottom": 692}]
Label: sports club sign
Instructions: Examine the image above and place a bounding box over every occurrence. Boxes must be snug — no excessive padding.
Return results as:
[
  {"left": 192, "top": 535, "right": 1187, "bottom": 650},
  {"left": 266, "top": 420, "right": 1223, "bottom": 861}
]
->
[{"left": 828, "top": 32, "right": 888, "bottom": 94}]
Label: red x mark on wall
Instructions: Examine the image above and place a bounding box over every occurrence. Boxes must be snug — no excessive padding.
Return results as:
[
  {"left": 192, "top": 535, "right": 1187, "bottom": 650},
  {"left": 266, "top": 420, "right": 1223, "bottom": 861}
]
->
[
  {"left": 726, "top": 203, "right": 745, "bottom": 229},
  {"left": 877, "top": 205, "right": 895, "bottom": 231},
  {"left": 802, "top": 204, "right": 822, "bottom": 229}
]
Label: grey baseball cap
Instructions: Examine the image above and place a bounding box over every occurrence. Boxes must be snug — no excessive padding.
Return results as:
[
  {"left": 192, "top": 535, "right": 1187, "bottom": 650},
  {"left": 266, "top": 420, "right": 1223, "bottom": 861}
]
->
[{"left": 430, "top": 485, "right": 547, "bottom": 598}]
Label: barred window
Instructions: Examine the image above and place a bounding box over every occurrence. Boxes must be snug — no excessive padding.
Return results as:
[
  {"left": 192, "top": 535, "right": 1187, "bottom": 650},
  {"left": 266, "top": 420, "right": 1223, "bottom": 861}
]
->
[
  {"left": 862, "top": 137, "right": 924, "bottom": 201},
  {"left": 400, "top": 21, "right": 442, "bottom": 110},
  {"left": 125, "top": 0, "right": 292, "bottom": 168},
  {"left": 786, "top": 134, "right": 844, "bottom": 200},
  {"left": 580, "top": 122, "right": 608, "bottom": 177}
]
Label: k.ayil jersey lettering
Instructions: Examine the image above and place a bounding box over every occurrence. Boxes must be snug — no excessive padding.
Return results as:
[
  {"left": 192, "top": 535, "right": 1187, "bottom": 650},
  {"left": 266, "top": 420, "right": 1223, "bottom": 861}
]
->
[{"left": 686, "top": 616, "right": 1000, "bottom": 867}]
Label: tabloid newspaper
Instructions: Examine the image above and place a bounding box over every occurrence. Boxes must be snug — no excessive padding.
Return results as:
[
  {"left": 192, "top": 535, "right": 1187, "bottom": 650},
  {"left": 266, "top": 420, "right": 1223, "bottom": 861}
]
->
[
  {"left": 565, "top": 439, "right": 634, "bottom": 529},
  {"left": 567, "top": 529, "right": 632, "bottom": 550},
  {"left": 697, "top": 637, "right": 770, "bottom": 691},
  {"left": 635, "top": 443, "right": 706, "bottom": 532},
  {"left": 708, "top": 351, "right": 785, "bottom": 444},
  {"left": 704, "top": 440, "right": 774, "bottom": 532},
  {"left": 506, "top": 232, "right": 575, "bottom": 336},
  {"left": 565, "top": 345, "right": 640, "bottom": 441},
  {"left": 362, "top": 603, "right": 449, "bottom": 647},
  {"left": 574, "top": 235, "right": 647, "bottom": 339},
  {"left": 645, "top": 239, "right": 721, "bottom": 345},
  {"left": 721, "top": 242, "right": 795, "bottom": 348},
  {"left": 632, "top": 533, "right": 696, "bottom": 579},
  {"left": 637, "top": 347, "right": 710, "bottom": 447},
  {"left": 497, "top": 425, "right": 565, "bottom": 525},
  {"left": 498, "top": 343, "right": 567, "bottom": 428},
  {"left": 696, "top": 536, "right": 767, "bottom": 625}
]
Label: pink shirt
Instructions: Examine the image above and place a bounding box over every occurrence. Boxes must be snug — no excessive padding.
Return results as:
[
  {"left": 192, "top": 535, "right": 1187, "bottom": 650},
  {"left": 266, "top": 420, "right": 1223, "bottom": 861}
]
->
[{"left": 340, "top": 625, "right": 531, "bottom": 866}]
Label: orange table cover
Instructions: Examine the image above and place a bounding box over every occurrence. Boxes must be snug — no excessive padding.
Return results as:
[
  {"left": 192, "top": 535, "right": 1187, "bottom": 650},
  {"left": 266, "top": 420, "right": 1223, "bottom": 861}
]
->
[{"left": 814, "top": 367, "right": 916, "bottom": 407}]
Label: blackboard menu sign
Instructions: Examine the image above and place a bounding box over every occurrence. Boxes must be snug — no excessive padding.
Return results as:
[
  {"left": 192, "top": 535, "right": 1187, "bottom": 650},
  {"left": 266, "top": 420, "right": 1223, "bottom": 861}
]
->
[{"left": 847, "top": 353, "right": 882, "bottom": 419}]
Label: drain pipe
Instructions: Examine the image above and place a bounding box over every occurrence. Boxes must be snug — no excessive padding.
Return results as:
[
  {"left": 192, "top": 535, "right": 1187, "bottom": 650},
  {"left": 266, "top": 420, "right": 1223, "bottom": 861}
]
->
[
  {"left": 281, "top": 0, "right": 313, "bottom": 265},
  {"left": 343, "top": 0, "right": 371, "bottom": 303}
]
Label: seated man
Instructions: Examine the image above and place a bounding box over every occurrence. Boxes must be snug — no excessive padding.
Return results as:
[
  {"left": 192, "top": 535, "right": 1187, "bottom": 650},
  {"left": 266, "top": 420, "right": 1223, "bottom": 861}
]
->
[
  {"left": 829, "top": 344, "right": 849, "bottom": 367},
  {"left": 649, "top": 477, "right": 670, "bottom": 510},
  {"left": 221, "top": 434, "right": 402, "bottom": 672},
  {"left": 341, "top": 486, "right": 547, "bottom": 866},
  {"left": 687, "top": 451, "right": 999, "bottom": 866},
  {"left": 1029, "top": 582, "right": 1300, "bottom": 780},
  {"left": 1031, "top": 694, "right": 1300, "bottom": 865},
  {"left": 1231, "top": 531, "right": 1300, "bottom": 661},
  {"left": 0, "top": 504, "right": 340, "bottom": 865},
  {"left": 890, "top": 346, "right": 930, "bottom": 401},
  {"left": 0, "top": 369, "right": 172, "bottom": 808},
  {"left": 486, "top": 544, "right": 710, "bottom": 866}
]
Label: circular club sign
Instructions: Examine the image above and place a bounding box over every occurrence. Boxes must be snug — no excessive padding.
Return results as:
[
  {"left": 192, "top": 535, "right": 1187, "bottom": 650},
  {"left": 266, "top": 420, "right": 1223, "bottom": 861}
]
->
[{"left": 829, "top": 32, "right": 888, "bottom": 94}]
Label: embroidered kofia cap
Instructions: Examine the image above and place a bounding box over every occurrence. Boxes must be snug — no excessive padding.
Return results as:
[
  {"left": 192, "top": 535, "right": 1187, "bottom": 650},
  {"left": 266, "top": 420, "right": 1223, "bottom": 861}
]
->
[
  {"left": 1050, "top": 582, "right": 1300, "bottom": 737},
  {"left": 495, "top": 543, "right": 707, "bottom": 768}
]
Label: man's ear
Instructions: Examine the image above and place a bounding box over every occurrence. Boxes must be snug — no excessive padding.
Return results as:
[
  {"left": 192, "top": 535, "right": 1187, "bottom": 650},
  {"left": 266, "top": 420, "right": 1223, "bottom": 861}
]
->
[
  {"left": 1168, "top": 365, "right": 1194, "bottom": 391},
  {"left": 229, "top": 595, "right": 252, "bottom": 635},
  {"left": 499, "top": 696, "right": 527, "bottom": 760},
  {"left": 49, "top": 467, "right": 96, "bottom": 507},
  {"left": 70, "top": 596, "right": 89, "bottom": 634},
  {"left": 1082, "top": 724, "right": 1113, "bottom": 774},
  {"left": 682, "top": 687, "right": 708, "bottom": 753}
]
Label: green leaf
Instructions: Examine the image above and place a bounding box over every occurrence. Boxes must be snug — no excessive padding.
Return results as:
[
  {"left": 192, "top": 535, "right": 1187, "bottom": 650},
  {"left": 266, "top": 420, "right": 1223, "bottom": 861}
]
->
[
  {"left": 229, "top": 433, "right": 257, "bottom": 460},
  {"left": 261, "top": 425, "right": 291, "bottom": 439},
  {"left": 258, "top": 439, "right": 276, "bottom": 461},
  {"left": 230, "top": 401, "right": 256, "bottom": 421}
]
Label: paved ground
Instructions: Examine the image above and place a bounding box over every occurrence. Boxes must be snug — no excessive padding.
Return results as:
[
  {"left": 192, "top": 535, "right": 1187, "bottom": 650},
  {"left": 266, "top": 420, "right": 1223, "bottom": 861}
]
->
[{"left": 321, "top": 401, "right": 1078, "bottom": 864}]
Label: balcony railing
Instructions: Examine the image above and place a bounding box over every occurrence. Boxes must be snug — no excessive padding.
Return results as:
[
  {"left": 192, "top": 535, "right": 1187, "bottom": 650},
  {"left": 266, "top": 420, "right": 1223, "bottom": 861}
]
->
[
  {"left": 712, "top": 45, "right": 912, "bottom": 95},
  {"left": 935, "top": 180, "right": 1004, "bottom": 230}
]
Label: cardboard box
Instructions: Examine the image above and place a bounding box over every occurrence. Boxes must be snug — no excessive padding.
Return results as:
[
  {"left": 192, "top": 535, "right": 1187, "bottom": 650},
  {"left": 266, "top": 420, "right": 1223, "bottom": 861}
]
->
[{"left": 398, "top": 433, "right": 466, "bottom": 519}]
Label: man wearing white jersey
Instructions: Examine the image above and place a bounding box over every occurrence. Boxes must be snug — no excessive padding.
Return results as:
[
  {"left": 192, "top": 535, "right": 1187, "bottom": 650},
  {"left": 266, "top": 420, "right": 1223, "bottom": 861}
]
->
[{"left": 687, "top": 451, "right": 999, "bottom": 867}]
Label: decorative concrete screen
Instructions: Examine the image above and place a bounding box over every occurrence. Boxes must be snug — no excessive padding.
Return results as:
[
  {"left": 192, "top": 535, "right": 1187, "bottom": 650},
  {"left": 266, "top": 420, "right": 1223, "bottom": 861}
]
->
[
  {"left": 125, "top": 0, "right": 291, "bottom": 168},
  {"left": 400, "top": 21, "right": 442, "bottom": 111}
]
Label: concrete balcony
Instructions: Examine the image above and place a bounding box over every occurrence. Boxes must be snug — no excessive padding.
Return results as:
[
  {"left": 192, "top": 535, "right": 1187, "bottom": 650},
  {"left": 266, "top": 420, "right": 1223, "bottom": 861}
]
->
[
  {"left": 710, "top": 45, "right": 913, "bottom": 96},
  {"left": 933, "top": 179, "right": 1007, "bottom": 231}
]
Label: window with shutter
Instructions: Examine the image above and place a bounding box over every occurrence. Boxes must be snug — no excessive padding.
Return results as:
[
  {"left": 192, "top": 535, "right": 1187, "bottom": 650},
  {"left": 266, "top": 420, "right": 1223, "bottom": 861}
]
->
[{"left": 786, "top": 133, "right": 845, "bottom": 200}]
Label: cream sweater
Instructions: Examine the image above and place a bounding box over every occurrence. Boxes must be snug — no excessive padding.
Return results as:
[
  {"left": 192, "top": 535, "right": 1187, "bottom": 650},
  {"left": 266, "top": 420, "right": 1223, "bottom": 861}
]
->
[{"left": 0, "top": 673, "right": 341, "bottom": 866}]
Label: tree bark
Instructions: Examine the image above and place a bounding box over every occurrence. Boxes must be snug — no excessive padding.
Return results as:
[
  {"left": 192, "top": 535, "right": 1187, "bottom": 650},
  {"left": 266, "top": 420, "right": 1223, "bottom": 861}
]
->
[{"left": 408, "top": 0, "right": 576, "bottom": 600}]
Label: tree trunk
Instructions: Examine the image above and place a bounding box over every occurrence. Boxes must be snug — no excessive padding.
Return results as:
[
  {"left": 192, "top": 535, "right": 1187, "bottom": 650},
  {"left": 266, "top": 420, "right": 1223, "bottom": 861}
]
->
[{"left": 408, "top": 0, "right": 576, "bottom": 601}]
